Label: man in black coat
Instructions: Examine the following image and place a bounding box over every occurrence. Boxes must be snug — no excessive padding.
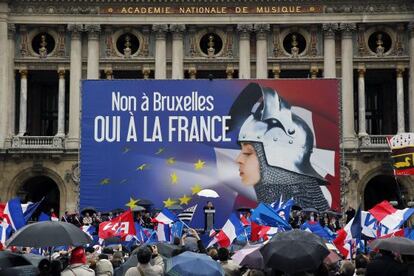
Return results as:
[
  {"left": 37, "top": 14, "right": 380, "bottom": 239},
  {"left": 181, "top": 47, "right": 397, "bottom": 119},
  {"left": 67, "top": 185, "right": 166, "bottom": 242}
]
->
[{"left": 366, "top": 250, "right": 405, "bottom": 276}]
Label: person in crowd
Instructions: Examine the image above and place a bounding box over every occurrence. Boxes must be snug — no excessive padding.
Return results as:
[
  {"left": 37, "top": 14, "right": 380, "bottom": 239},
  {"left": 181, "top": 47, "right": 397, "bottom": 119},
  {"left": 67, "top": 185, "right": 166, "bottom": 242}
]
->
[
  {"left": 234, "top": 83, "right": 329, "bottom": 211},
  {"left": 338, "top": 261, "right": 354, "bottom": 276},
  {"left": 38, "top": 259, "right": 51, "bottom": 276},
  {"left": 218, "top": 247, "right": 241, "bottom": 276},
  {"left": 50, "top": 260, "right": 63, "bottom": 276},
  {"left": 83, "top": 212, "right": 93, "bottom": 225},
  {"left": 354, "top": 254, "right": 368, "bottom": 276},
  {"left": 148, "top": 245, "right": 164, "bottom": 271},
  {"left": 345, "top": 206, "right": 356, "bottom": 224},
  {"left": 95, "top": 258, "right": 114, "bottom": 276},
  {"left": 124, "top": 246, "right": 163, "bottom": 276},
  {"left": 111, "top": 251, "right": 124, "bottom": 269},
  {"left": 61, "top": 246, "right": 95, "bottom": 276},
  {"left": 366, "top": 249, "right": 405, "bottom": 276},
  {"left": 207, "top": 247, "right": 219, "bottom": 261}
]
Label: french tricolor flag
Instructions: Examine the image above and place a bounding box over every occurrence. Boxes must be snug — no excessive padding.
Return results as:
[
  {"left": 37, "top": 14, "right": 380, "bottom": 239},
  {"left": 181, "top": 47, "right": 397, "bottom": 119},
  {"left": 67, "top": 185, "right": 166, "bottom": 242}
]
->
[
  {"left": 369, "top": 201, "right": 414, "bottom": 230},
  {"left": 82, "top": 225, "right": 96, "bottom": 239},
  {"left": 3, "top": 198, "right": 25, "bottom": 231},
  {"left": 154, "top": 208, "right": 178, "bottom": 225},
  {"left": 156, "top": 222, "right": 171, "bottom": 242},
  {"left": 208, "top": 213, "right": 243, "bottom": 248}
]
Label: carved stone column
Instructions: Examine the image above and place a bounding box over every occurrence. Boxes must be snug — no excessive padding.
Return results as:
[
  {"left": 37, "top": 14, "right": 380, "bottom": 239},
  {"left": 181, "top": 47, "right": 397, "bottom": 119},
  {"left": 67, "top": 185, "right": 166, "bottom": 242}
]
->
[
  {"left": 170, "top": 24, "right": 185, "bottom": 79},
  {"left": 57, "top": 68, "right": 66, "bottom": 136},
  {"left": 152, "top": 24, "right": 168, "bottom": 79},
  {"left": 396, "top": 65, "right": 405, "bottom": 133},
  {"left": 7, "top": 24, "right": 16, "bottom": 137},
  {"left": 322, "top": 23, "right": 338, "bottom": 78},
  {"left": 357, "top": 64, "right": 367, "bottom": 136},
  {"left": 86, "top": 24, "right": 100, "bottom": 80},
  {"left": 18, "top": 68, "right": 28, "bottom": 136},
  {"left": 0, "top": 19, "right": 9, "bottom": 146},
  {"left": 340, "top": 23, "right": 357, "bottom": 148},
  {"left": 67, "top": 24, "right": 83, "bottom": 148},
  {"left": 255, "top": 24, "right": 269, "bottom": 79},
  {"left": 237, "top": 24, "right": 252, "bottom": 79},
  {"left": 409, "top": 22, "right": 414, "bottom": 131}
]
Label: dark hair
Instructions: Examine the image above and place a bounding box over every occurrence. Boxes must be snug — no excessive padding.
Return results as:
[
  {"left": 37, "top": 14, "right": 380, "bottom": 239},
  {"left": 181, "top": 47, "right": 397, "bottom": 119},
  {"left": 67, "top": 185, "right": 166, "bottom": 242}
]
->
[
  {"left": 173, "top": 236, "right": 181, "bottom": 245},
  {"left": 102, "top": 247, "right": 114, "bottom": 255},
  {"left": 137, "top": 246, "right": 152, "bottom": 264},
  {"left": 355, "top": 254, "right": 368, "bottom": 269},
  {"left": 218, "top": 247, "right": 230, "bottom": 262},
  {"left": 50, "top": 260, "right": 62, "bottom": 276},
  {"left": 98, "top": 254, "right": 109, "bottom": 260},
  {"left": 85, "top": 246, "right": 94, "bottom": 254},
  {"left": 38, "top": 259, "right": 51, "bottom": 273}
]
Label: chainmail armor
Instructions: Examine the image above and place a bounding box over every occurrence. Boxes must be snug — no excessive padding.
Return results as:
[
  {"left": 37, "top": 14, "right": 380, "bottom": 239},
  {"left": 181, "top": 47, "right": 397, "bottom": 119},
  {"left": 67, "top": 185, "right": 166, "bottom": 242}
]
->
[{"left": 252, "top": 142, "right": 329, "bottom": 211}]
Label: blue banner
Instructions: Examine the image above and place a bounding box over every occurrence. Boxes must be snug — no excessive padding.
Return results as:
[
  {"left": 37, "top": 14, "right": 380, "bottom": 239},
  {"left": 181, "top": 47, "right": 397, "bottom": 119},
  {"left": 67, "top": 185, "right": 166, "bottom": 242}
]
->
[{"left": 80, "top": 80, "right": 340, "bottom": 228}]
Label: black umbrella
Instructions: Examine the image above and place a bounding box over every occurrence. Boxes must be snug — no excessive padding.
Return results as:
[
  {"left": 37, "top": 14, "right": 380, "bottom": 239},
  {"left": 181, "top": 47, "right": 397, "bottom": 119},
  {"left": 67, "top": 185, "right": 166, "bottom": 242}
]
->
[
  {"left": 0, "top": 251, "right": 39, "bottom": 276},
  {"left": 157, "top": 243, "right": 182, "bottom": 257},
  {"left": 323, "top": 210, "right": 343, "bottom": 217},
  {"left": 137, "top": 199, "right": 153, "bottom": 206},
  {"left": 80, "top": 206, "right": 97, "bottom": 215},
  {"left": 260, "top": 229, "right": 330, "bottom": 274},
  {"left": 370, "top": 237, "right": 414, "bottom": 255},
  {"left": 6, "top": 221, "right": 92, "bottom": 248}
]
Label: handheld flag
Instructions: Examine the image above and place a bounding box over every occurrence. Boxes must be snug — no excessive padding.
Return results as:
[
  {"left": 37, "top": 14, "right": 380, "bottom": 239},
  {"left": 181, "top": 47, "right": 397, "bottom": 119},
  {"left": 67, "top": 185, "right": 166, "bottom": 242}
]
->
[
  {"left": 154, "top": 208, "right": 178, "bottom": 225},
  {"left": 250, "top": 203, "right": 291, "bottom": 229},
  {"left": 98, "top": 210, "right": 136, "bottom": 240},
  {"left": 3, "top": 198, "right": 25, "bottom": 230},
  {"left": 177, "top": 205, "right": 197, "bottom": 223},
  {"left": 369, "top": 200, "right": 414, "bottom": 230},
  {"left": 208, "top": 213, "right": 243, "bottom": 248}
]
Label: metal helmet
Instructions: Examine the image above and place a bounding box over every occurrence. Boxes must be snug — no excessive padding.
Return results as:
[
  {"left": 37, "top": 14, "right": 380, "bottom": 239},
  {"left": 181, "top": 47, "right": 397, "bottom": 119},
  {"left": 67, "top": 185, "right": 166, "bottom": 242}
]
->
[{"left": 237, "top": 83, "right": 325, "bottom": 181}]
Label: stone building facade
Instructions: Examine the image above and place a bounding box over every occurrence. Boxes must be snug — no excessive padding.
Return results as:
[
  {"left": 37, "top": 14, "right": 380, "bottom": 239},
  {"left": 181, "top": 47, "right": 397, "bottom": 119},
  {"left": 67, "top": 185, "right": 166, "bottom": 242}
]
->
[{"left": 0, "top": 0, "right": 413, "bottom": 215}]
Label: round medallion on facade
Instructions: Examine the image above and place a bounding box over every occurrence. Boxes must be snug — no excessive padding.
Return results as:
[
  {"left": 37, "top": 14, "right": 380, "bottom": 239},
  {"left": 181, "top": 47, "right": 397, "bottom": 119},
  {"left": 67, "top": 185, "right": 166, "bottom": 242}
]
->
[
  {"left": 116, "top": 33, "right": 140, "bottom": 58},
  {"left": 368, "top": 31, "right": 392, "bottom": 56},
  {"left": 199, "top": 32, "right": 223, "bottom": 57},
  {"left": 282, "top": 32, "right": 307, "bottom": 57},
  {"left": 31, "top": 32, "right": 55, "bottom": 58}
]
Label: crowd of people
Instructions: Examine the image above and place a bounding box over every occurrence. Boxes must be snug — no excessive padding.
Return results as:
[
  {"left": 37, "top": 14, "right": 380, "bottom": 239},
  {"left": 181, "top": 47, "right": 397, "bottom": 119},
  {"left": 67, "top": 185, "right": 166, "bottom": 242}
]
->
[{"left": 4, "top": 205, "right": 414, "bottom": 275}]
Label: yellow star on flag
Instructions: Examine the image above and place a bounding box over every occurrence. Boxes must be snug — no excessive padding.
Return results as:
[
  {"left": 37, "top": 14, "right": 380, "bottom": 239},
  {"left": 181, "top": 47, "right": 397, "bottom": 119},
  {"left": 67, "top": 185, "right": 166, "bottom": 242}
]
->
[
  {"left": 136, "top": 163, "right": 148, "bottom": 171},
  {"left": 122, "top": 147, "right": 131, "bottom": 154},
  {"left": 179, "top": 194, "right": 192, "bottom": 205},
  {"left": 100, "top": 178, "right": 110, "bottom": 185},
  {"left": 125, "top": 197, "right": 139, "bottom": 209},
  {"left": 170, "top": 172, "right": 178, "bottom": 184},
  {"left": 191, "top": 184, "right": 202, "bottom": 195},
  {"left": 194, "top": 159, "right": 206, "bottom": 170},
  {"left": 163, "top": 198, "right": 177, "bottom": 208},
  {"left": 166, "top": 157, "right": 176, "bottom": 165}
]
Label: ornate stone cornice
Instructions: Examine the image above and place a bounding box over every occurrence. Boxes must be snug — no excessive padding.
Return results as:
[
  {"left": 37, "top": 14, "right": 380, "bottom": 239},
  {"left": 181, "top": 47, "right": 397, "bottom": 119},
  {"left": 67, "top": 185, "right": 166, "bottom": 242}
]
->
[
  {"left": 85, "top": 24, "right": 100, "bottom": 39},
  {"left": 170, "top": 24, "right": 185, "bottom": 40},
  {"left": 322, "top": 23, "right": 338, "bottom": 38},
  {"left": 152, "top": 24, "right": 168, "bottom": 40},
  {"left": 237, "top": 24, "right": 253, "bottom": 40},
  {"left": 339, "top": 23, "right": 356, "bottom": 38},
  {"left": 67, "top": 24, "right": 83, "bottom": 39}
]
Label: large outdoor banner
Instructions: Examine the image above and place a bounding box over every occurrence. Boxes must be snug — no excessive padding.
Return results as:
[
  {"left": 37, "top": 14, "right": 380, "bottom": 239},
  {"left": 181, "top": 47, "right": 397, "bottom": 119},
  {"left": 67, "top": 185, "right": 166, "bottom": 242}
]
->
[{"left": 81, "top": 80, "right": 340, "bottom": 227}]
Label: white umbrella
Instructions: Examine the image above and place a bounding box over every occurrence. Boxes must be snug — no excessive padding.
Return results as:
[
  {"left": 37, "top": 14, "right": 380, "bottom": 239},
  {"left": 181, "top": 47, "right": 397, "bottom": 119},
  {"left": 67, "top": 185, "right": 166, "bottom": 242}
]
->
[{"left": 197, "top": 189, "right": 220, "bottom": 198}]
